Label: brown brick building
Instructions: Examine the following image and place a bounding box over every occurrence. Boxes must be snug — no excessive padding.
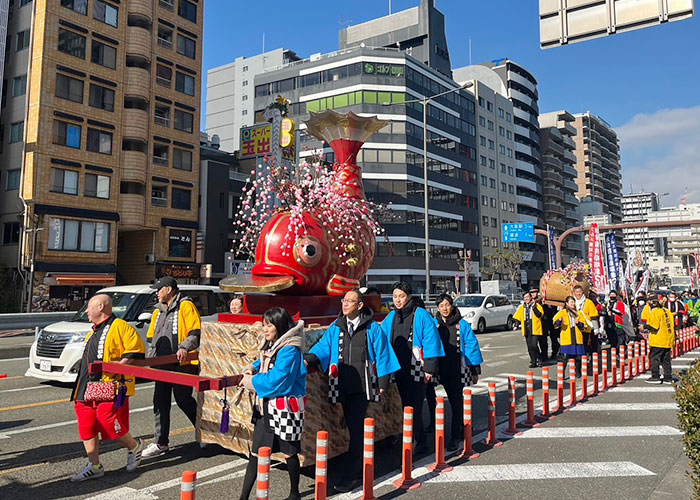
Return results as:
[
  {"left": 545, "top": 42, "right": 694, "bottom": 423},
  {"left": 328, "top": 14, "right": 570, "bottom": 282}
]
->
[{"left": 0, "top": 0, "right": 203, "bottom": 311}]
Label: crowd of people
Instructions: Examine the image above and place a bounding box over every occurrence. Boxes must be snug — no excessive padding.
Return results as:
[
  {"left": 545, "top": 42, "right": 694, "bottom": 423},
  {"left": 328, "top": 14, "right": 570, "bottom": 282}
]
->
[
  {"left": 69, "top": 280, "right": 483, "bottom": 498},
  {"left": 512, "top": 285, "right": 682, "bottom": 383}
]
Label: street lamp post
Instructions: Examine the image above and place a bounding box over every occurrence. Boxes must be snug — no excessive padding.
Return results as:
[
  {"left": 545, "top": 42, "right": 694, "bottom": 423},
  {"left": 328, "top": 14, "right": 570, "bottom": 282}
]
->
[{"left": 384, "top": 81, "right": 473, "bottom": 298}]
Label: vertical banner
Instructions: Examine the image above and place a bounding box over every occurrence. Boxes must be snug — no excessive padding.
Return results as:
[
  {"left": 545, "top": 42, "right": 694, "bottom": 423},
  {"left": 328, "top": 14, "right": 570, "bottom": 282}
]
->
[
  {"left": 548, "top": 225, "right": 557, "bottom": 270},
  {"left": 588, "top": 224, "right": 608, "bottom": 294},
  {"left": 635, "top": 270, "right": 649, "bottom": 296},
  {"left": 605, "top": 233, "right": 621, "bottom": 293}
]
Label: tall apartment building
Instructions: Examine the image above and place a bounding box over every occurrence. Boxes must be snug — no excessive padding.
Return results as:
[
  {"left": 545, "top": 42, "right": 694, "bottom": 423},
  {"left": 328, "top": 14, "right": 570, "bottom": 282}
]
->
[
  {"left": 539, "top": 110, "right": 582, "bottom": 264},
  {"left": 206, "top": 48, "right": 300, "bottom": 153},
  {"left": 0, "top": 0, "right": 9, "bottom": 101},
  {"left": 0, "top": 0, "right": 203, "bottom": 311},
  {"left": 454, "top": 60, "right": 544, "bottom": 284},
  {"left": 622, "top": 192, "right": 663, "bottom": 263},
  {"left": 451, "top": 77, "right": 517, "bottom": 279}
]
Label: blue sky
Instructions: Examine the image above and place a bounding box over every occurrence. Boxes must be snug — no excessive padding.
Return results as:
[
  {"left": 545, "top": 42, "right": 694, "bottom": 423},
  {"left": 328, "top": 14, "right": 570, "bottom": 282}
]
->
[{"left": 202, "top": 0, "right": 700, "bottom": 204}]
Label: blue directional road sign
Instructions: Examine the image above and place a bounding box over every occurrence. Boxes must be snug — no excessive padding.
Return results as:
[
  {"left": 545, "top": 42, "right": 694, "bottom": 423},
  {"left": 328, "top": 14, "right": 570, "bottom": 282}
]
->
[{"left": 502, "top": 223, "right": 535, "bottom": 243}]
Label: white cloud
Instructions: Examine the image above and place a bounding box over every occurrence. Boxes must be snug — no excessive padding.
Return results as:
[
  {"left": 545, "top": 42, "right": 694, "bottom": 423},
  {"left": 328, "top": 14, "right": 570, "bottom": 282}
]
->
[{"left": 617, "top": 106, "right": 700, "bottom": 206}]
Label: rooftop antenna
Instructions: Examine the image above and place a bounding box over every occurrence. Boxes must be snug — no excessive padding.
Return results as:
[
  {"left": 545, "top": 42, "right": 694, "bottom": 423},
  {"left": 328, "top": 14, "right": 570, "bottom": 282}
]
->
[
  {"left": 339, "top": 16, "right": 352, "bottom": 30},
  {"left": 389, "top": 0, "right": 392, "bottom": 14}
]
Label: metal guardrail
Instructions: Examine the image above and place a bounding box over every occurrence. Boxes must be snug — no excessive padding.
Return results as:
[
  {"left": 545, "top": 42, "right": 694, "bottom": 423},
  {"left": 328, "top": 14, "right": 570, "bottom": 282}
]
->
[{"left": 0, "top": 312, "right": 76, "bottom": 331}]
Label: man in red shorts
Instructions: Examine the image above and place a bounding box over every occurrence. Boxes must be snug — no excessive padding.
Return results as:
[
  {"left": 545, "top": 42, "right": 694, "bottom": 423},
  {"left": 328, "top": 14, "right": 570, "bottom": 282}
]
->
[{"left": 70, "top": 294, "right": 146, "bottom": 482}]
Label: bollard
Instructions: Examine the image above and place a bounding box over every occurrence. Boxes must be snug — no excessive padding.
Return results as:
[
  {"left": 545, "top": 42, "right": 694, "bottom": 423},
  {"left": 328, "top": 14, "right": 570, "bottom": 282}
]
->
[
  {"left": 427, "top": 397, "right": 453, "bottom": 473},
  {"left": 394, "top": 408, "right": 420, "bottom": 489},
  {"left": 569, "top": 358, "right": 577, "bottom": 406},
  {"left": 503, "top": 376, "right": 520, "bottom": 435},
  {"left": 315, "top": 431, "right": 328, "bottom": 500},
  {"left": 602, "top": 350, "right": 608, "bottom": 390},
  {"left": 459, "top": 388, "right": 480, "bottom": 460},
  {"left": 555, "top": 362, "right": 565, "bottom": 413},
  {"left": 592, "top": 352, "right": 599, "bottom": 396},
  {"left": 646, "top": 341, "right": 651, "bottom": 371},
  {"left": 620, "top": 345, "right": 626, "bottom": 382},
  {"left": 361, "top": 418, "right": 376, "bottom": 500},
  {"left": 611, "top": 348, "right": 617, "bottom": 387},
  {"left": 523, "top": 371, "right": 539, "bottom": 427},
  {"left": 256, "top": 447, "right": 271, "bottom": 500},
  {"left": 539, "top": 366, "right": 550, "bottom": 420},
  {"left": 180, "top": 470, "right": 197, "bottom": 500},
  {"left": 640, "top": 340, "right": 647, "bottom": 373},
  {"left": 634, "top": 342, "right": 640, "bottom": 377},
  {"left": 484, "top": 382, "right": 502, "bottom": 447},
  {"left": 581, "top": 355, "right": 588, "bottom": 400},
  {"left": 0, "top": 374, "right": 6, "bottom": 379},
  {"left": 627, "top": 342, "right": 634, "bottom": 378}
]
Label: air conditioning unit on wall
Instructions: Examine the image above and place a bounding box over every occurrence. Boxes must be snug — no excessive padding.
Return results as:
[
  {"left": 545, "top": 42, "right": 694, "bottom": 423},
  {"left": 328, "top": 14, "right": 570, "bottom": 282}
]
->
[{"left": 144, "top": 254, "right": 156, "bottom": 264}]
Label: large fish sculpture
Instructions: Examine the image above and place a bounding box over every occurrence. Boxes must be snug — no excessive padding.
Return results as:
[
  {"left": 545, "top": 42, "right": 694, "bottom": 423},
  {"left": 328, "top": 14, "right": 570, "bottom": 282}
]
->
[{"left": 220, "top": 110, "right": 387, "bottom": 296}]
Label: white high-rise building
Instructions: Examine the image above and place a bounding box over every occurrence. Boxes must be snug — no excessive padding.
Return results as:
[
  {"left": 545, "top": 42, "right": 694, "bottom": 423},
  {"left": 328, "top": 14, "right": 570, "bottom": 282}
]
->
[
  {"left": 622, "top": 192, "right": 663, "bottom": 263},
  {"left": 206, "top": 48, "right": 300, "bottom": 153}
]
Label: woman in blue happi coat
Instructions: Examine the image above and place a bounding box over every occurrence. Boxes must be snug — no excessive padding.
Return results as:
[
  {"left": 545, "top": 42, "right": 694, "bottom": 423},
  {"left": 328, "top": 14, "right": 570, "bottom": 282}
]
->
[
  {"left": 238, "top": 307, "right": 306, "bottom": 500},
  {"left": 305, "top": 289, "right": 400, "bottom": 492},
  {"left": 426, "top": 292, "right": 484, "bottom": 450},
  {"left": 381, "top": 281, "right": 444, "bottom": 455}
]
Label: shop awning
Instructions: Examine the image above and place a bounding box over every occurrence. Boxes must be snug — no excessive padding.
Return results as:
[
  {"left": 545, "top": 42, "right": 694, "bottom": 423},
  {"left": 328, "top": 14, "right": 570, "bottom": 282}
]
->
[{"left": 52, "top": 274, "right": 116, "bottom": 286}]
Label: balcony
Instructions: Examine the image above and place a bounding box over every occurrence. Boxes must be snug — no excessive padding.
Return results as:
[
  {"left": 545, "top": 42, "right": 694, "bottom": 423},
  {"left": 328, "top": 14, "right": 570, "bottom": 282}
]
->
[
  {"left": 121, "top": 151, "right": 147, "bottom": 183},
  {"left": 129, "top": 0, "right": 153, "bottom": 21},
  {"left": 544, "top": 187, "right": 564, "bottom": 201},
  {"left": 545, "top": 203, "right": 565, "bottom": 217},
  {"left": 519, "top": 177, "right": 542, "bottom": 194},
  {"left": 565, "top": 209, "right": 580, "bottom": 221},
  {"left": 119, "top": 193, "right": 146, "bottom": 227},
  {"left": 543, "top": 170, "right": 563, "bottom": 185},
  {"left": 563, "top": 164, "right": 578, "bottom": 178},
  {"left": 126, "top": 26, "right": 152, "bottom": 61},
  {"left": 157, "top": 36, "right": 173, "bottom": 50},
  {"left": 159, "top": 0, "right": 174, "bottom": 11},
  {"left": 564, "top": 194, "right": 579, "bottom": 206},
  {"left": 563, "top": 179, "right": 579, "bottom": 192},
  {"left": 122, "top": 109, "right": 149, "bottom": 141},
  {"left": 507, "top": 70, "right": 537, "bottom": 94},
  {"left": 124, "top": 67, "right": 150, "bottom": 101},
  {"left": 517, "top": 195, "right": 543, "bottom": 211}
]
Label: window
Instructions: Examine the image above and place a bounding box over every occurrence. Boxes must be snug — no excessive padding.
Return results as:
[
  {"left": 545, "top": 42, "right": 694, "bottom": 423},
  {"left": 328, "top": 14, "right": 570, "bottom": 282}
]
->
[
  {"left": 499, "top": 107, "right": 505, "bottom": 118},
  {"left": 487, "top": 101, "right": 493, "bottom": 112},
  {"left": 509, "top": 203, "right": 516, "bottom": 213},
  {"left": 508, "top": 166, "right": 514, "bottom": 176},
  {"left": 6, "top": 169, "right": 20, "bottom": 190},
  {"left": 242, "top": 95, "right": 248, "bottom": 101},
  {"left": 242, "top": 65, "right": 248, "bottom": 72},
  {"left": 491, "top": 217, "right": 497, "bottom": 227},
  {"left": 176, "top": 34, "right": 195, "bottom": 59},
  {"left": 92, "top": 41, "right": 116, "bottom": 69},
  {"left": 479, "top": 136, "right": 486, "bottom": 146},
  {"left": 94, "top": 0, "right": 118, "bottom": 27},
  {"left": 175, "top": 72, "right": 195, "bottom": 96},
  {"left": 156, "top": 64, "right": 172, "bottom": 87},
  {"left": 178, "top": 0, "right": 196, "bottom": 22},
  {"left": 507, "top": 130, "right": 512, "bottom": 140},
  {"left": 58, "top": 28, "right": 86, "bottom": 59},
  {"left": 489, "top": 159, "right": 495, "bottom": 169},
  {"left": 481, "top": 195, "right": 488, "bottom": 206},
  {"left": 242, "top": 80, "right": 248, "bottom": 86},
  {"left": 173, "top": 148, "right": 192, "bottom": 171},
  {"left": 491, "top": 237, "right": 498, "bottom": 247},
  {"left": 490, "top": 197, "right": 497, "bottom": 208},
  {"left": 56, "top": 73, "right": 84, "bottom": 103},
  {"left": 153, "top": 144, "right": 169, "bottom": 166},
  {"left": 487, "top": 120, "right": 494, "bottom": 131},
  {"left": 506, "top": 112, "right": 512, "bottom": 122},
  {"left": 479, "top": 116, "right": 485, "bottom": 127},
  {"left": 159, "top": 0, "right": 174, "bottom": 11},
  {"left": 489, "top": 178, "right": 496, "bottom": 189},
  {"left": 50, "top": 168, "right": 79, "bottom": 195},
  {"left": 499, "top": 145, "right": 506, "bottom": 155},
  {"left": 501, "top": 182, "right": 507, "bottom": 192},
  {"left": 488, "top": 139, "right": 494, "bottom": 150},
  {"left": 509, "top": 185, "right": 515, "bottom": 194},
  {"left": 12, "top": 75, "right": 27, "bottom": 97},
  {"left": 152, "top": 184, "right": 168, "bottom": 206},
  {"left": 61, "top": 0, "right": 87, "bottom": 15},
  {"left": 479, "top": 155, "right": 486, "bottom": 166},
  {"left": 174, "top": 109, "right": 193, "bottom": 132},
  {"left": 483, "top": 236, "right": 490, "bottom": 247},
  {"left": 16, "top": 29, "right": 30, "bottom": 51},
  {"left": 9, "top": 121, "right": 24, "bottom": 143},
  {"left": 482, "top": 216, "right": 489, "bottom": 226},
  {"left": 478, "top": 96, "right": 484, "bottom": 108},
  {"left": 169, "top": 229, "right": 192, "bottom": 257},
  {"left": 480, "top": 175, "right": 487, "bottom": 186},
  {"left": 87, "top": 128, "right": 112, "bottom": 154},
  {"left": 501, "top": 163, "right": 506, "bottom": 173},
  {"left": 48, "top": 217, "right": 109, "bottom": 252},
  {"left": 89, "top": 83, "right": 114, "bottom": 111},
  {"left": 499, "top": 126, "right": 505, "bottom": 137},
  {"left": 155, "top": 104, "right": 170, "bottom": 127},
  {"left": 2, "top": 222, "right": 20, "bottom": 245},
  {"left": 507, "top": 148, "right": 513, "bottom": 158},
  {"left": 171, "top": 187, "right": 191, "bottom": 210},
  {"left": 20, "top": 0, "right": 33, "bottom": 7},
  {"left": 157, "top": 26, "right": 173, "bottom": 49},
  {"left": 85, "top": 173, "right": 110, "bottom": 198}
]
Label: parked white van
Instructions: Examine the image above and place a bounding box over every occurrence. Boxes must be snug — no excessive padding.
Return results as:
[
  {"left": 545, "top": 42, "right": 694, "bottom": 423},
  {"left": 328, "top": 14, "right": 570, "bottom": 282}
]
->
[{"left": 25, "top": 284, "right": 232, "bottom": 383}]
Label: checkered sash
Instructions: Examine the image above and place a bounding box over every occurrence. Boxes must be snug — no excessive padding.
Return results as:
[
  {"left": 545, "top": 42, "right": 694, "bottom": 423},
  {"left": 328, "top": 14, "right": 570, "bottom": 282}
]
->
[
  {"left": 328, "top": 324, "right": 380, "bottom": 403},
  {"left": 264, "top": 357, "right": 305, "bottom": 442},
  {"left": 407, "top": 325, "right": 425, "bottom": 383}
]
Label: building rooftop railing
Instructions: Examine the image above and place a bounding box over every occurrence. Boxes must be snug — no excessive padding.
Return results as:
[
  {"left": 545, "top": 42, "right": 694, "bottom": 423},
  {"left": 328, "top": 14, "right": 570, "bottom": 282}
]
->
[{"left": 263, "top": 45, "right": 402, "bottom": 73}]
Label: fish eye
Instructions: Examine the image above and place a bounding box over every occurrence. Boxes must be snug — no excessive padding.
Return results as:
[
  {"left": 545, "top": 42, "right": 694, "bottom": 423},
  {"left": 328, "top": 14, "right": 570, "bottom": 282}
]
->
[{"left": 294, "top": 237, "right": 322, "bottom": 267}]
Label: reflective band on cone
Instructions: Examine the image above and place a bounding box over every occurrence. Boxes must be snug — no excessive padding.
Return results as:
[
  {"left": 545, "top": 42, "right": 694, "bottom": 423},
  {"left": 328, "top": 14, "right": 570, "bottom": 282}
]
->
[
  {"left": 460, "top": 388, "right": 480, "bottom": 459},
  {"left": 523, "top": 371, "right": 539, "bottom": 427},
  {"left": 592, "top": 353, "right": 599, "bottom": 396},
  {"left": 581, "top": 355, "right": 588, "bottom": 401},
  {"left": 315, "top": 431, "right": 328, "bottom": 500},
  {"left": 537, "top": 366, "right": 550, "bottom": 422},
  {"left": 428, "top": 397, "right": 453, "bottom": 472},
  {"left": 602, "top": 350, "right": 608, "bottom": 390},
  {"left": 627, "top": 342, "right": 634, "bottom": 378},
  {"left": 640, "top": 340, "right": 647, "bottom": 373},
  {"left": 394, "top": 407, "right": 421, "bottom": 490},
  {"left": 634, "top": 342, "right": 640, "bottom": 377},
  {"left": 620, "top": 345, "right": 626, "bottom": 382},
  {"left": 555, "top": 362, "right": 565, "bottom": 413},
  {"left": 181, "top": 470, "right": 196, "bottom": 500},
  {"left": 483, "top": 382, "right": 502, "bottom": 447},
  {"left": 569, "top": 359, "right": 577, "bottom": 406},
  {"left": 256, "top": 447, "right": 271, "bottom": 500},
  {"left": 611, "top": 348, "right": 617, "bottom": 387},
  {"left": 361, "top": 418, "right": 375, "bottom": 500},
  {"left": 503, "top": 376, "right": 521, "bottom": 435}
]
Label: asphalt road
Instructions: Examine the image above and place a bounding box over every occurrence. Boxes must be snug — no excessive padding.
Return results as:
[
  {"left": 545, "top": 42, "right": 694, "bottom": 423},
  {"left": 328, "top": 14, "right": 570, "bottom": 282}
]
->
[{"left": 0, "top": 327, "right": 694, "bottom": 500}]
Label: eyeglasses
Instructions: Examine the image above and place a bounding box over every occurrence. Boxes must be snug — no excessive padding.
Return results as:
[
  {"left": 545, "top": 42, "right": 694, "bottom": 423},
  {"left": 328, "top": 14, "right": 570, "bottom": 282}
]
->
[{"left": 340, "top": 299, "right": 359, "bottom": 304}]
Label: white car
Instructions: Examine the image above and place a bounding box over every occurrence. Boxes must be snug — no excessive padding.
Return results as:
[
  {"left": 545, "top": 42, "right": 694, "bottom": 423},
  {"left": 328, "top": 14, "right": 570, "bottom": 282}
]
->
[
  {"left": 453, "top": 294, "right": 517, "bottom": 334},
  {"left": 26, "top": 284, "right": 232, "bottom": 383}
]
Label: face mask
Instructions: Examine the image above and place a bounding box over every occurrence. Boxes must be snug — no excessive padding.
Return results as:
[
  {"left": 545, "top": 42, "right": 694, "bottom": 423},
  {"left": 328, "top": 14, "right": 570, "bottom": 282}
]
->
[
  {"left": 670, "top": 298, "right": 676, "bottom": 302},
  {"left": 638, "top": 300, "right": 645, "bottom": 306}
]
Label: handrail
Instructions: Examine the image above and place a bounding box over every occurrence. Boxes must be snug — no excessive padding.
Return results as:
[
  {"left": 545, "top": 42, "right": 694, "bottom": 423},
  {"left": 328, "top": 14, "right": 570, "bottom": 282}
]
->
[{"left": 0, "top": 311, "right": 75, "bottom": 331}]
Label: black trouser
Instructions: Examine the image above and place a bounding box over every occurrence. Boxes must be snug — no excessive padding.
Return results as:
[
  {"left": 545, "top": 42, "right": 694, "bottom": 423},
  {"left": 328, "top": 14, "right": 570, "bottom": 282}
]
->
[
  {"left": 425, "top": 373, "right": 464, "bottom": 443},
  {"left": 396, "top": 375, "right": 427, "bottom": 446},
  {"left": 649, "top": 346, "right": 672, "bottom": 380},
  {"left": 153, "top": 365, "right": 198, "bottom": 446},
  {"left": 525, "top": 334, "right": 546, "bottom": 364},
  {"left": 550, "top": 329, "right": 560, "bottom": 357},
  {"left": 340, "top": 392, "right": 369, "bottom": 480},
  {"left": 606, "top": 326, "right": 619, "bottom": 350}
]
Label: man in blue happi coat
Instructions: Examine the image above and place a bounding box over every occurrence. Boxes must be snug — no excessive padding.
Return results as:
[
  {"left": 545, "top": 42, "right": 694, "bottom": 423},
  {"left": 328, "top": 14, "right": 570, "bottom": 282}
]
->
[{"left": 305, "top": 289, "right": 400, "bottom": 493}]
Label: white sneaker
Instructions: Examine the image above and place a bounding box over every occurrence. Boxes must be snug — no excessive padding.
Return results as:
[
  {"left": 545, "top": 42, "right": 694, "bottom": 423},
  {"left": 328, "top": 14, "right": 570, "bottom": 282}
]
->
[
  {"left": 71, "top": 462, "right": 105, "bottom": 482},
  {"left": 141, "top": 442, "right": 169, "bottom": 458},
  {"left": 126, "top": 439, "right": 143, "bottom": 472}
]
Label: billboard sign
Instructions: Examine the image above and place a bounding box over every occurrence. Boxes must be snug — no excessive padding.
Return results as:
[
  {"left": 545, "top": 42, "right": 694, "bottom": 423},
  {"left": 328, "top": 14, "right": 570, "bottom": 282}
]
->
[{"left": 502, "top": 223, "right": 535, "bottom": 243}]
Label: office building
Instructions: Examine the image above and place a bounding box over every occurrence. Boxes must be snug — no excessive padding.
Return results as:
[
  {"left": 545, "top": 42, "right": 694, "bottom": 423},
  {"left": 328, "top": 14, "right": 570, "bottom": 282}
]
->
[
  {"left": 454, "top": 60, "right": 544, "bottom": 284},
  {"left": 647, "top": 203, "right": 700, "bottom": 263},
  {"left": 622, "top": 192, "right": 663, "bottom": 263},
  {"left": 0, "top": 0, "right": 9, "bottom": 103},
  {"left": 206, "top": 48, "right": 301, "bottom": 153},
  {"left": 0, "top": 0, "right": 204, "bottom": 311},
  {"left": 539, "top": 110, "right": 582, "bottom": 263}
]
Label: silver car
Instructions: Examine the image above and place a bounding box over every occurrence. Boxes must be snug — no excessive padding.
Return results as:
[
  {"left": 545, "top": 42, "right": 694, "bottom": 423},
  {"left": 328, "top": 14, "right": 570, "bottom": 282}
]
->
[{"left": 454, "top": 294, "right": 517, "bottom": 334}]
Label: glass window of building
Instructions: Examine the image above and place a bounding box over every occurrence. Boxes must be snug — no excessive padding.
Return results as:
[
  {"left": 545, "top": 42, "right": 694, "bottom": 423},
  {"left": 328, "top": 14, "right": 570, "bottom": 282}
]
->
[
  {"left": 84, "top": 173, "right": 110, "bottom": 199},
  {"left": 50, "top": 168, "right": 79, "bottom": 195},
  {"left": 152, "top": 185, "right": 168, "bottom": 206},
  {"left": 2, "top": 222, "right": 20, "bottom": 245},
  {"left": 158, "top": 25, "right": 173, "bottom": 49},
  {"left": 9, "top": 121, "right": 24, "bottom": 143},
  {"left": 16, "top": 29, "right": 30, "bottom": 51},
  {"left": 94, "top": 0, "right": 118, "bottom": 27},
  {"left": 171, "top": 187, "right": 191, "bottom": 210},
  {"left": 91, "top": 41, "right": 117, "bottom": 69},
  {"left": 174, "top": 109, "right": 194, "bottom": 132},
  {"left": 89, "top": 84, "right": 114, "bottom": 111},
  {"left": 156, "top": 64, "right": 172, "bottom": 87},
  {"left": 178, "top": 0, "right": 196, "bottom": 22},
  {"left": 6, "top": 169, "right": 21, "bottom": 191},
  {"left": 154, "top": 104, "right": 170, "bottom": 127},
  {"left": 176, "top": 72, "right": 195, "bottom": 96},
  {"left": 169, "top": 229, "right": 192, "bottom": 257},
  {"left": 86, "top": 128, "right": 113, "bottom": 155},
  {"left": 177, "top": 34, "right": 196, "bottom": 59},
  {"left": 61, "top": 0, "right": 87, "bottom": 15},
  {"left": 58, "top": 28, "right": 85, "bottom": 59},
  {"left": 48, "top": 218, "right": 109, "bottom": 252},
  {"left": 173, "top": 148, "right": 192, "bottom": 171},
  {"left": 12, "top": 75, "right": 27, "bottom": 97},
  {"left": 56, "top": 74, "right": 84, "bottom": 103},
  {"left": 153, "top": 144, "right": 169, "bottom": 166}
]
